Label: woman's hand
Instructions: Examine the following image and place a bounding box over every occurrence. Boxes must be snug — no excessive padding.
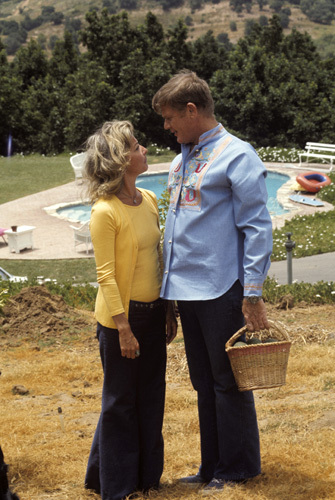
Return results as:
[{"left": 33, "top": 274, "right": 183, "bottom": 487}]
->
[
  {"left": 165, "top": 301, "right": 178, "bottom": 344},
  {"left": 113, "top": 313, "right": 140, "bottom": 359}
]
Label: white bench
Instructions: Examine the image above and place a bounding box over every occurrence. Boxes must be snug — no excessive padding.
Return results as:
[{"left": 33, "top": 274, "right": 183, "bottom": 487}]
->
[{"left": 299, "top": 142, "right": 335, "bottom": 170}]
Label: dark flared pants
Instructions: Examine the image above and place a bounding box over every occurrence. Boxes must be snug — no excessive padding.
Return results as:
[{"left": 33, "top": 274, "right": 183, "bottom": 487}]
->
[
  {"left": 85, "top": 300, "right": 166, "bottom": 500},
  {"left": 177, "top": 280, "right": 261, "bottom": 482}
]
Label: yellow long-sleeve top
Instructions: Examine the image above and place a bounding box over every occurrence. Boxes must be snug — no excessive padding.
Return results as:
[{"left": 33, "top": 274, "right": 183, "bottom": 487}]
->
[{"left": 90, "top": 188, "right": 162, "bottom": 329}]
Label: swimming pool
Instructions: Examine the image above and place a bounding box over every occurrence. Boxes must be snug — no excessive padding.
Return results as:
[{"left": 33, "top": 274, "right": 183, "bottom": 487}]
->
[{"left": 56, "top": 171, "right": 289, "bottom": 222}]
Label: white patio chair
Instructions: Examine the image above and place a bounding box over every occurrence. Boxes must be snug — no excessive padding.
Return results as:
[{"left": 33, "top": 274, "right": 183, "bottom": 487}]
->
[
  {"left": 70, "top": 221, "right": 92, "bottom": 254},
  {"left": 70, "top": 152, "right": 87, "bottom": 182}
]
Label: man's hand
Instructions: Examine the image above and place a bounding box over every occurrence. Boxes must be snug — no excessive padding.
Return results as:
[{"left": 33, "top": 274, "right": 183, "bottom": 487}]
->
[
  {"left": 165, "top": 301, "right": 178, "bottom": 344},
  {"left": 242, "top": 298, "right": 270, "bottom": 331}
]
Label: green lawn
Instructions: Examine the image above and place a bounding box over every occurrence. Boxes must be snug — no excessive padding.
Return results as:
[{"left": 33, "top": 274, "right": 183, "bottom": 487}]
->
[
  {"left": 0, "top": 259, "right": 97, "bottom": 283},
  {"left": 0, "top": 152, "right": 175, "bottom": 205}
]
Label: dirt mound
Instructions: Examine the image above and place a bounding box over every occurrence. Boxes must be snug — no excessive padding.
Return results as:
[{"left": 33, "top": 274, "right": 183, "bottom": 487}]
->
[{"left": 0, "top": 285, "right": 94, "bottom": 344}]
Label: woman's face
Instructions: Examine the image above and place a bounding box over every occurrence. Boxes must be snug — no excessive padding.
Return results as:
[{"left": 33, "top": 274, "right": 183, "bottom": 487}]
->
[{"left": 127, "top": 137, "right": 148, "bottom": 177}]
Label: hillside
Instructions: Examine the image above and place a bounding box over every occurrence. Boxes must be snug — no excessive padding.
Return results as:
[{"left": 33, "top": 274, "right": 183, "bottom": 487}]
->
[{"left": 1, "top": 0, "right": 334, "bottom": 53}]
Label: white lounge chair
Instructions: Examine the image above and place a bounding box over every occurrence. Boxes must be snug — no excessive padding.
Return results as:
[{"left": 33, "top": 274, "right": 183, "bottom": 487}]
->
[
  {"left": 70, "top": 152, "right": 87, "bottom": 182},
  {"left": 70, "top": 221, "right": 92, "bottom": 254}
]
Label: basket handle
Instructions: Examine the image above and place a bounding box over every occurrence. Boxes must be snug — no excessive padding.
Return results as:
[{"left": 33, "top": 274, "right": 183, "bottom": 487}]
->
[{"left": 225, "top": 320, "right": 290, "bottom": 350}]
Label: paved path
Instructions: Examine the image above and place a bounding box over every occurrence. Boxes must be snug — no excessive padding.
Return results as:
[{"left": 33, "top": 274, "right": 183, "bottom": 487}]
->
[
  {"left": 268, "top": 252, "right": 334, "bottom": 284},
  {"left": 0, "top": 161, "right": 334, "bottom": 284}
]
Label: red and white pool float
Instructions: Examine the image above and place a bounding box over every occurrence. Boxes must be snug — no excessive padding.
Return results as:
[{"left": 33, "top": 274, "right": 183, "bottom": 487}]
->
[{"left": 296, "top": 171, "right": 332, "bottom": 193}]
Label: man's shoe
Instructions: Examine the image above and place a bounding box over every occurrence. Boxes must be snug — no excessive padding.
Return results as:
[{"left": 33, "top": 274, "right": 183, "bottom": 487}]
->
[
  {"left": 179, "top": 474, "right": 208, "bottom": 487},
  {"left": 201, "top": 478, "right": 226, "bottom": 494}
]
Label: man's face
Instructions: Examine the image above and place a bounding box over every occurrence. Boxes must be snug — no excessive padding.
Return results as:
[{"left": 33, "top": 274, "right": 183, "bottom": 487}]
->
[{"left": 161, "top": 105, "right": 198, "bottom": 145}]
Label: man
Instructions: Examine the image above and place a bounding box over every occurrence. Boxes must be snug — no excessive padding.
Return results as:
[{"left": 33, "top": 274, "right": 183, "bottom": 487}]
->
[{"left": 152, "top": 70, "right": 272, "bottom": 494}]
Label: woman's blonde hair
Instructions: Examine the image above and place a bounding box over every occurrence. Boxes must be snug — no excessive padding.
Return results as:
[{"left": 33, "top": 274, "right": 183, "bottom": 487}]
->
[{"left": 84, "top": 121, "right": 134, "bottom": 202}]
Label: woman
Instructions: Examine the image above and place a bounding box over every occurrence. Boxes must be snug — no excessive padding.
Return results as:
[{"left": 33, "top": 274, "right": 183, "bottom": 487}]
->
[{"left": 84, "top": 121, "right": 177, "bottom": 500}]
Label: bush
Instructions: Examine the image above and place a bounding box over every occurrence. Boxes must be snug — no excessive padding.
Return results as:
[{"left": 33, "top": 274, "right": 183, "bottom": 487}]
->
[
  {"left": 318, "top": 171, "right": 335, "bottom": 204},
  {"left": 230, "top": 20, "right": 237, "bottom": 31},
  {"left": 256, "top": 146, "right": 303, "bottom": 163},
  {"left": 1, "top": 278, "right": 333, "bottom": 310},
  {"left": 0, "top": 280, "right": 97, "bottom": 312},
  {"left": 263, "top": 276, "right": 335, "bottom": 304}
]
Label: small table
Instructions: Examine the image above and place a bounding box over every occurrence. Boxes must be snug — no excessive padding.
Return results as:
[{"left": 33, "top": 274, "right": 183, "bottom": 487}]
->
[{"left": 4, "top": 226, "right": 36, "bottom": 253}]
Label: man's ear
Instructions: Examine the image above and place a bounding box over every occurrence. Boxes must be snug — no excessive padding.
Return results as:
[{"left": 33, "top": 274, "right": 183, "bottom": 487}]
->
[{"left": 186, "top": 102, "right": 198, "bottom": 116}]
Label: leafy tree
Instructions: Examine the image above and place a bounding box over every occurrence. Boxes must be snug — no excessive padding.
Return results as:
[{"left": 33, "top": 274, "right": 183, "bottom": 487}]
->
[
  {"left": 21, "top": 14, "right": 43, "bottom": 31},
  {"left": 41, "top": 6, "right": 55, "bottom": 16},
  {"left": 217, "top": 31, "right": 232, "bottom": 50},
  {"left": 300, "top": 0, "right": 335, "bottom": 24},
  {"left": 64, "top": 60, "right": 116, "bottom": 150},
  {"left": 49, "top": 31, "right": 79, "bottom": 84},
  {"left": 230, "top": 0, "right": 253, "bottom": 12},
  {"left": 166, "top": 19, "right": 192, "bottom": 69},
  {"left": 64, "top": 17, "right": 81, "bottom": 44},
  {"left": 0, "top": 19, "right": 20, "bottom": 35},
  {"left": 190, "top": 30, "right": 228, "bottom": 80},
  {"left": 11, "top": 75, "right": 67, "bottom": 153},
  {"left": 119, "top": 0, "right": 138, "bottom": 9},
  {"left": 102, "top": 0, "right": 118, "bottom": 14},
  {"left": 51, "top": 12, "right": 64, "bottom": 25},
  {"left": 48, "top": 35, "right": 60, "bottom": 50},
  {"left": 256, "top": 0, "right": 268, "bottom": 10},
  {"left": 279, "top": 11, "right": 290, "bottom": 28},
  {"left": 115, "top": 49, "right": 174, "bottom": 145},
  {"left": 139, "top": 11, "right": 166, "bottom": 58},
  {"left": 162, "top": 0, "right": 184, "bottom": 10},
  {"left": 0, "top": 40, "right": 21, "bottom": 155},
  {"left": 80, "top": 10, "right": 140, "bottom": 85},
  {"left": 210, "top": 15, "right": 335, "bottom": 148},
  {"left": 259, "top": 15, "right": 269, "bottom": 26},
  {"left": 270, "top": 0, "right": 284, "bottom": 12},
  {"left": 244, "top": 18, "right": 258, "bottom": 35},
  {"left": 12, "top": 39, "right": 48, "bottom": 90},
  {"left": 4, "top": 35, "right": 22, "bottom": 55},
  {"left": 190, "top": 0, "right": 203, "bottom": 10}
]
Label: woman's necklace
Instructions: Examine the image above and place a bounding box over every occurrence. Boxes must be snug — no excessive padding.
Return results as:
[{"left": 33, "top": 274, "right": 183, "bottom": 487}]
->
[{"left": 120, "top": 189, "right": 139, "bottom": 204}]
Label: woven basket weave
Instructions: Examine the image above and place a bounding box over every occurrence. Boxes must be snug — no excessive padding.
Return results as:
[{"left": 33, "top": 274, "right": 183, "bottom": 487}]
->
[{"left": 225, "top": 320, "right": 291, "bottom": 392}]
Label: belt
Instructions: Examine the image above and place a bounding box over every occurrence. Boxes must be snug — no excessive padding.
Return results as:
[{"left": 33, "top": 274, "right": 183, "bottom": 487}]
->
[{"left": 130, "top": 298, "right": 164, "bottom": 310}]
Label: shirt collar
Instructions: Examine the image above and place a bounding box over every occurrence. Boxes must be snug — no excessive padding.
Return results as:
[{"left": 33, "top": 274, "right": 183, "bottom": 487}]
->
[{"left": 182, "top": 123, "right": 226, "bottom": 156}]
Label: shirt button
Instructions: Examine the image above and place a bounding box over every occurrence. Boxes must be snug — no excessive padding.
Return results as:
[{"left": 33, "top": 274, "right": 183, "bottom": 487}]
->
[
  {"left": 164, "top": 271, "right": 168, "bottom": 274},
  {"left": 168, "top": 240, "right": 172, "bottom": 244},
  {"left": 172, "top": 209, "right": 176, "bottom": 213}
]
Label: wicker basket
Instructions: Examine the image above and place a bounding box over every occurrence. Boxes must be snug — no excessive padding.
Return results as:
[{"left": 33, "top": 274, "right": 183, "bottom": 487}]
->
[{"left": 225, "top": 320, "right": 291, "bottom": 392}]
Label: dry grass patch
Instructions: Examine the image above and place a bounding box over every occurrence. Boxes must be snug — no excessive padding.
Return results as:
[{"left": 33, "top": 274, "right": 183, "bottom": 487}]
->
[{"left": 1, "top": 297, "right": 335, "bottom": 499}]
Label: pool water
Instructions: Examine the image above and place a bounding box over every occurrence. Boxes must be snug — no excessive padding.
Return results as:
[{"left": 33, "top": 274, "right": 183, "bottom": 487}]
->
[
  {"left": 57, "top": 171, "right": 289, "bottom": 222},
  {"left": 265, "top": 171, "right": 290, "bottom": 216}
]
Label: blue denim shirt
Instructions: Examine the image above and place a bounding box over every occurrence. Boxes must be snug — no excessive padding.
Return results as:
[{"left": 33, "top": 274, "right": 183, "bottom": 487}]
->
[{"left": 160, "top": 123, "right": 272, "bottom": 301}]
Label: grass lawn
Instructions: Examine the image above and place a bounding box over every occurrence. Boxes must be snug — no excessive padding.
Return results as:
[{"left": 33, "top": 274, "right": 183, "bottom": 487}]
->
[
  {"left": 0, "top": 152, "right": 175, "bottom": 205},
  {"left": 0, "top": 259, "right": 97, "bottom": 283}
]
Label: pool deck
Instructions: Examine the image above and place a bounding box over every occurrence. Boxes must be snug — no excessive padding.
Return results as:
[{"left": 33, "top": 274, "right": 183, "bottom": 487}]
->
[{"left": 0, "top": 162, "right": 333, "bottom": 283}]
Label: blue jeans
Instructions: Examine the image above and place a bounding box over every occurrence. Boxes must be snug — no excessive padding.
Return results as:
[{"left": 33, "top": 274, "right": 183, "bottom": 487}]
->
[
  {"left": 177, "top": 280, "right": 261, "bottom": 481},
  {"left": 85, "top": 299, "right": 167, "bottom": 500}
]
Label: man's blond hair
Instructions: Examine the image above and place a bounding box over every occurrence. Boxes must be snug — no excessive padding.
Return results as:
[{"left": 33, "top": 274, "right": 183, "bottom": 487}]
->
[{"left": 152, "top": 70, "right": 214, "bottom": 116}]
